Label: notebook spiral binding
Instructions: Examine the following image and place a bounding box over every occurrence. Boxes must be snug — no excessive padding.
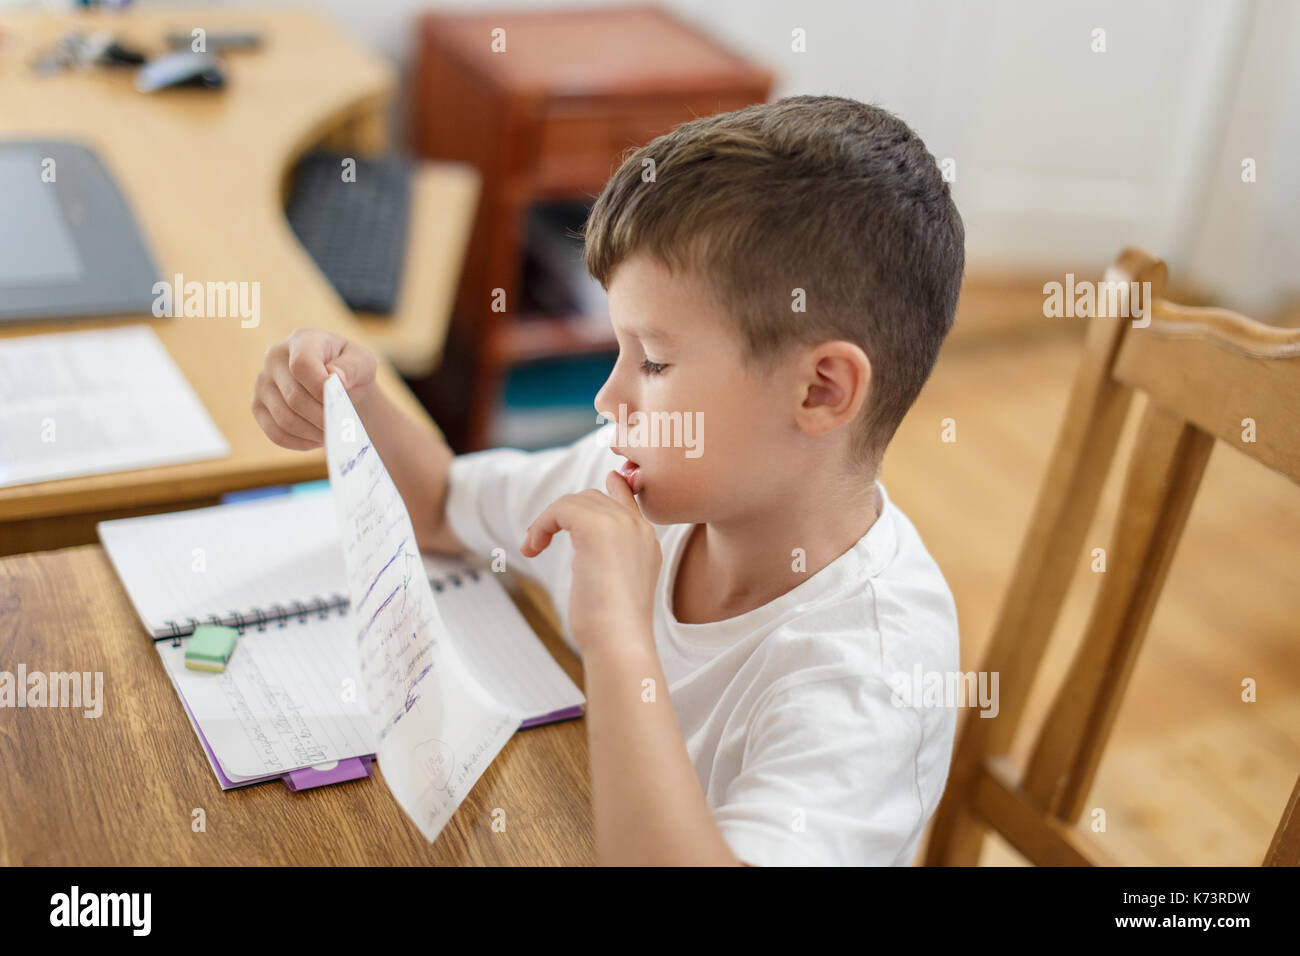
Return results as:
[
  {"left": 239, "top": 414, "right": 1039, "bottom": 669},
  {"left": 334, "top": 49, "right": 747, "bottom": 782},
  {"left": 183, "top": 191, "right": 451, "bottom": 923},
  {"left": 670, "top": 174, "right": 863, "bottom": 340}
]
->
[
  {"left": 159, "top": 566, "right": 483, "bottom": 645},
  {"left": 431, "top": 567, "right": 480, "bottom": 593},
  {"left": 160, "top": 592, "right": 349, "bottom": 646}
]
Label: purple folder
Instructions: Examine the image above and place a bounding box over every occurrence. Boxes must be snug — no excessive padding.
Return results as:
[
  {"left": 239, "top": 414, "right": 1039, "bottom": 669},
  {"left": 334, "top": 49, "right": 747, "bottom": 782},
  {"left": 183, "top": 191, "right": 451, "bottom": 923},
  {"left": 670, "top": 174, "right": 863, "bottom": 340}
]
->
[{"left": 176, "top": 673, "right": 583, "bottom": 791}]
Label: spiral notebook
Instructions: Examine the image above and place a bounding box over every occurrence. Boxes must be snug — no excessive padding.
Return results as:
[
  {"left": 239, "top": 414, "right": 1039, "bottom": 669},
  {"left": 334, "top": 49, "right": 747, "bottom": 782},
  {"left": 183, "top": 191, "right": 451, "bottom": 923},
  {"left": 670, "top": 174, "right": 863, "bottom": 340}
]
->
[{"left": 97, "top": 489, "right": 585, "bottom": 791}]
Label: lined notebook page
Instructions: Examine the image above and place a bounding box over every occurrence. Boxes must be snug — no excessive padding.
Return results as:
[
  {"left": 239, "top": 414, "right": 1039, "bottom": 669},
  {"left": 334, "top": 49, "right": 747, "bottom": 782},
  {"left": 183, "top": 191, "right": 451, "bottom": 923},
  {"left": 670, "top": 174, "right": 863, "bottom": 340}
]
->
[
  {"left": 99, "top": 492, "right": 347, "bottom": 637},
  {"left": 156, "top": 610, "right": 375, "bottom": 779},
  {"left": 422, "top": 554, "right": 584, "bottom": 720}
]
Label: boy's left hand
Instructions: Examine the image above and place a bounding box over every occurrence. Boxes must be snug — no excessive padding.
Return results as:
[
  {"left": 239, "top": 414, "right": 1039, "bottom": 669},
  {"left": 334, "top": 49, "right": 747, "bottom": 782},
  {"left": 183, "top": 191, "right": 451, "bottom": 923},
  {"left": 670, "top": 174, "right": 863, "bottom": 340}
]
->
[{"left": 521, "top": 471, "right": 661, "bottom": 656}]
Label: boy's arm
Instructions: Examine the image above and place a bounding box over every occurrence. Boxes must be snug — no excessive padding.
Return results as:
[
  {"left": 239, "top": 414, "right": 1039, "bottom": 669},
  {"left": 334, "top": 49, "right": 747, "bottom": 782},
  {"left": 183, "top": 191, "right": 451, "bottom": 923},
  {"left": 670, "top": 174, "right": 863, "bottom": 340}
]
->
[
  {"left": 354, "top": 387, "right": 467, "bottom": 556},
  {"left": 521, "top": 474, "right": 746, "bottom": 865},
  {"left": 584, "top": 634, "right": 747, "bottom": 866}
]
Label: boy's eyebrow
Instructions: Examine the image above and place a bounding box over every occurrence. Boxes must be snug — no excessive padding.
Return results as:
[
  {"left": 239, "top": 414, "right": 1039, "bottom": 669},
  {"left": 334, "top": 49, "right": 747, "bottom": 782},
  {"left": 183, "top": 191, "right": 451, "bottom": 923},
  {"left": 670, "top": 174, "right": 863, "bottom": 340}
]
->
[{"left": 612, "top": 320, "right": 674, "bottom": 343}]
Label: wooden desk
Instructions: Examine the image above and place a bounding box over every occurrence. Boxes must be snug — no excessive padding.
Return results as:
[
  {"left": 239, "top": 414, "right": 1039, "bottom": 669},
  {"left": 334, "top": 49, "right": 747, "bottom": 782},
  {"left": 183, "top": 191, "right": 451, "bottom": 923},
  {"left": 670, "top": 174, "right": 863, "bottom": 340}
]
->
[
  {"left": 0, "top": 9, "right": 461, "bottom": 554},
  {"left": 0, "top": 544, "right": 594, "bottom": 865}
]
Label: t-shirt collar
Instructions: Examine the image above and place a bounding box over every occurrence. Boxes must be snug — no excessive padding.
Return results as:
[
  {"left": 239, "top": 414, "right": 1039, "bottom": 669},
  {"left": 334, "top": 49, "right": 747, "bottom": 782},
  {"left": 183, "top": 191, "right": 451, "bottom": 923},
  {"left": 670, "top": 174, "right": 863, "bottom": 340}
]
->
[{"left": 660, "top": 479, "right": 899, "bottom": 653}]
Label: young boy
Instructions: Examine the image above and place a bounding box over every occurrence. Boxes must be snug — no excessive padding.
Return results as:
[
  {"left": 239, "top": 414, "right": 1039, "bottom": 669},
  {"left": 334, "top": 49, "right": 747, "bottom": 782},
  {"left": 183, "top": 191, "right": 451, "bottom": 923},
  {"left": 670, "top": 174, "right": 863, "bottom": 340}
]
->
[{"left": 251, "top": 94, "right": 964, "bottom": 866}]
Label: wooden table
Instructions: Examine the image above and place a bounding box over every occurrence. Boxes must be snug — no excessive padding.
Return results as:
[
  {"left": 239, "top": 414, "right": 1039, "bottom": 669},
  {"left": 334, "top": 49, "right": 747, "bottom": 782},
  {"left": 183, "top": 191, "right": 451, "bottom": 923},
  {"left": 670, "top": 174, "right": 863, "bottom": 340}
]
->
[
  {"left": 0, "top": 544, "right": 594, "bottom": 865},
  {"left": 0, "top": 9, "right": 470, "bottom": 554}
]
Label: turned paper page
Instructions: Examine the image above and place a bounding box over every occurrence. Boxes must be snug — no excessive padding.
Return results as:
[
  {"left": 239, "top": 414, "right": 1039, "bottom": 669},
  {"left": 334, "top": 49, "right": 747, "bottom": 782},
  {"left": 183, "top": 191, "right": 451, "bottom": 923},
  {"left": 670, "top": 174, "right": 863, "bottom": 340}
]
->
[{"left": 323, "top": 373, "right": 518, "bottom": 842}]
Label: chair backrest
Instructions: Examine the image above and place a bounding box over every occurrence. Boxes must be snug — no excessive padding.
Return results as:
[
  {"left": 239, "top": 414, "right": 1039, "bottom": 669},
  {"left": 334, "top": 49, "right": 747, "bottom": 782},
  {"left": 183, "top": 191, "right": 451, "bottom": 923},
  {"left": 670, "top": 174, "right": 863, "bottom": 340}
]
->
[{"left": 924, "top": 247, "right": 1300, "bottom": 866}]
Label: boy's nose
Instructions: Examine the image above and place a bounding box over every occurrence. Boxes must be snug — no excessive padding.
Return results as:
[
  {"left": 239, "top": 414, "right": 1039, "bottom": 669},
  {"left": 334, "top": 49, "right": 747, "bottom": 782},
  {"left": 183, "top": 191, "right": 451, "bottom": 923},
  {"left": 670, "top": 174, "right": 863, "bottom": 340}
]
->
[{"left": 593, "top": 377, "right": 619, "bottom": 422}]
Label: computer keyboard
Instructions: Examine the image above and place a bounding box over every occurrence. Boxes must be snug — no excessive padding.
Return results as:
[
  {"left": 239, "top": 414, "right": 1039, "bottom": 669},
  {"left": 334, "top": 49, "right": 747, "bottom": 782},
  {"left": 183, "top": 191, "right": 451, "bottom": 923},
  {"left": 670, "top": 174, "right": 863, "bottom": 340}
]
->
[{"left": 285, "top": 151, "right": 412, "bottom": 314}]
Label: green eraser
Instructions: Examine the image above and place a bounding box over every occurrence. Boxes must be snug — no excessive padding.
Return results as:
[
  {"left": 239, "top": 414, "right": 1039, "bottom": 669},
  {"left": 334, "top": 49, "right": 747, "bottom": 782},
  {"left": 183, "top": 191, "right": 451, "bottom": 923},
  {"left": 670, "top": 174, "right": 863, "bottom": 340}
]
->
[{"left": 185, "top": 624, "right": 239, "bottom": 672}]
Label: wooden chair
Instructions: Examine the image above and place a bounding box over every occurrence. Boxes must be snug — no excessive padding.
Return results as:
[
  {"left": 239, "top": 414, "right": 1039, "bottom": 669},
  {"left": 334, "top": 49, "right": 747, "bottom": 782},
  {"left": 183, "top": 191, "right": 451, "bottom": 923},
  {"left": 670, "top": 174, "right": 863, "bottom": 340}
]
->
[{"left": 924, "top": 247, "right": 1300, "bottom": 867}]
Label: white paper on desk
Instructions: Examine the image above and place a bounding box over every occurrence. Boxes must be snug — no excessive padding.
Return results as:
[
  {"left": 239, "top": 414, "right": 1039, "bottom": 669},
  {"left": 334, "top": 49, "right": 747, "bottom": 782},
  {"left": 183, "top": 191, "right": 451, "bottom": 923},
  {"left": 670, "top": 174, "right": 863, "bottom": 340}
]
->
[
  {"left": 0, "top": 325, "right": 228, "bottom": 487},
  {"left": 323, "top": 373, "right": 519, "bottom": 842}
]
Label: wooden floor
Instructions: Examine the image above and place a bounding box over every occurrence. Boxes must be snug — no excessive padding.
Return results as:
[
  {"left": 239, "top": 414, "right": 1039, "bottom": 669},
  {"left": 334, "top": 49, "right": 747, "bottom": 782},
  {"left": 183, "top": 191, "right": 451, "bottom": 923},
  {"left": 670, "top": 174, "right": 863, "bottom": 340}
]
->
[{"left": 884, "top": 322, "right": 1300, "bottom": 866}]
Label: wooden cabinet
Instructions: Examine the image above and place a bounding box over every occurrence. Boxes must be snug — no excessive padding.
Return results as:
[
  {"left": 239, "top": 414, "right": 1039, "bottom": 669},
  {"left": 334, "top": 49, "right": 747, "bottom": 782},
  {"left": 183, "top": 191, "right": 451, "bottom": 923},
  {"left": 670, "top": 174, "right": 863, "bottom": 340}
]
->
[{"left": 411, "top": 4, "right": 771, "bottom": 449}]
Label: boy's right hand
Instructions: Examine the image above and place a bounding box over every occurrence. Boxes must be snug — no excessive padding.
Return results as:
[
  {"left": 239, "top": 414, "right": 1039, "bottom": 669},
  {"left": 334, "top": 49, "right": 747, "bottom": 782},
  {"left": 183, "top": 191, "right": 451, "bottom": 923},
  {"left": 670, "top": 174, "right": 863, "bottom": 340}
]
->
[{"left": 251, "top": 327, "right": 378, "bottom": 449}]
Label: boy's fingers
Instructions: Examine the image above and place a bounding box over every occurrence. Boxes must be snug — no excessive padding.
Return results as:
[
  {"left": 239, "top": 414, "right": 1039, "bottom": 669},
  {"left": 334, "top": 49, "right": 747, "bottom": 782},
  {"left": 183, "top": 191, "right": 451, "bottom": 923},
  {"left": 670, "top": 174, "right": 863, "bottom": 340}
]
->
[
  {"left": 286, "top": 328, "right": 343, "bottom": 402},
  {"left": 251, "top": 397, "right": 321, "bottom": 450},
  {"left": 255, "top": 372, "right": 322, "bottom": 443},
  {"left": 521, "top": 494, "right": 600, "bottom": 556},
  {"left": 273, "top": 361, "right": 325, "bottom": 430},
  {"left": 263, "top": 391, "right": 322, "bottom": 445},
  {"left": 520, "top": 500, "right": 569, "bottom": 557},
  {"left": 604, "top": 470, "right": 643, "bottom": 513},
  {"left": 330, "top": 340, "right": 374, "bottom": 392},
  {"left": 522, "top": 482, "right": 649, "bottom": 557}
]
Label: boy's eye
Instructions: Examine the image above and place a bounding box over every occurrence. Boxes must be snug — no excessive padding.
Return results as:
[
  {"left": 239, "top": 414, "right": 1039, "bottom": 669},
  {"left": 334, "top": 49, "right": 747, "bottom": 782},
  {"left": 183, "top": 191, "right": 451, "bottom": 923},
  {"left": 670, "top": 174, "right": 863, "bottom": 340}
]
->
[{"left": 639, "top": 358, "right": 668, "bottom": 376}]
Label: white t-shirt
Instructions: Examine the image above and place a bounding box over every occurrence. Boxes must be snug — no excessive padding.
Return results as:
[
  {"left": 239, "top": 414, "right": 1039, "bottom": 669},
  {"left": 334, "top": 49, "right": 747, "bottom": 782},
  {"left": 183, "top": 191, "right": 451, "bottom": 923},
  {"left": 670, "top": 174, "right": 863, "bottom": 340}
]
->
[{"left": 444, "top": 422, "right": 960, "bottom": 866}]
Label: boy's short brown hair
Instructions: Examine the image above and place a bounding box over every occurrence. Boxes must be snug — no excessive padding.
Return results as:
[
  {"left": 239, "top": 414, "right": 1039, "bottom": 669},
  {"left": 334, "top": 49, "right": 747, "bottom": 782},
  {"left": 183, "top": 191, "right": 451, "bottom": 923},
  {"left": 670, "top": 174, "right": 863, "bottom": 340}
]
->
[{"left": 582, "top": 94, "right": 965, "bottom": 471}]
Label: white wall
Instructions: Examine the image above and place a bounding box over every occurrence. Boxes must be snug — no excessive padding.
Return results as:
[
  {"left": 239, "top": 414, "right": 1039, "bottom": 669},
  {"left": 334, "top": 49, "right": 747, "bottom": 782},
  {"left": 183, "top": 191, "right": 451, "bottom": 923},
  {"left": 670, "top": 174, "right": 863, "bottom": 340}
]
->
[
  {"left": 1184, "top": 0, "right": 1300, "bottom": 316},
  {"left": 42, "top": 0, "right": 1292, "bottom": 313},
  {"left": 672, "top": 0, "right": 1255, "bottom": 277}
]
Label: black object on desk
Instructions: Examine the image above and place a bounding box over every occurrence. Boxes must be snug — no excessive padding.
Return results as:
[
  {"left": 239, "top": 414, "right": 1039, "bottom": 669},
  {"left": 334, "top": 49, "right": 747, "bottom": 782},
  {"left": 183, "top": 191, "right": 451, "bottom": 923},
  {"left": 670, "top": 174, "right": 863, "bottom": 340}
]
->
[
  {"left": 286, "top": 152, "right": 413, "bottom": 314},
  {"left": 0, "top": 140, "right": 161, "bottom": 324}
]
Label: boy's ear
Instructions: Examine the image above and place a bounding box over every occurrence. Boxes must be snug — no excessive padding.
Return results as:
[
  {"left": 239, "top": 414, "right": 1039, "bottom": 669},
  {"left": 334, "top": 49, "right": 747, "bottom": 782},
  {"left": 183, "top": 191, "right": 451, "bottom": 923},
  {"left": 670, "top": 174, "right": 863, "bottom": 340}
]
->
[{"left": 793, "top": 341, "right": 872, "bottom": 437}]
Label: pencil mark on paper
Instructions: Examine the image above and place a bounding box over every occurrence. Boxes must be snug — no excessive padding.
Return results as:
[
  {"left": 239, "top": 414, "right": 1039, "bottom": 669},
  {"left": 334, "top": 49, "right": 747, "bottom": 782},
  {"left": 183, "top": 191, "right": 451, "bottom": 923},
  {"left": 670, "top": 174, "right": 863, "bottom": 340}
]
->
[{"left": 413, "top": 738, "right": 455, "bottom": 791}]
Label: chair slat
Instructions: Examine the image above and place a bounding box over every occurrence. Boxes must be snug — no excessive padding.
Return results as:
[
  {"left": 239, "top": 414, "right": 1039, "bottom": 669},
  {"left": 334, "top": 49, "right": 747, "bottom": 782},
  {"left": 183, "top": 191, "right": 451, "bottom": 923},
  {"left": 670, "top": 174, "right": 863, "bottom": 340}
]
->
[
  {"left": 1263, "top": 772, "right": 1300, "bottom": 866},
  {"left": 971, "top": 757, "right": 1122, "bottom": 866},
  {"left": 1022, "top": 401, "right": 1214, "bottom": 817},
  {"left": 1113, "top": 303, "right": 1300, "bottom": 483},
  {"left": 924, "top": 287, "right": 1143, "bottom": 865}
]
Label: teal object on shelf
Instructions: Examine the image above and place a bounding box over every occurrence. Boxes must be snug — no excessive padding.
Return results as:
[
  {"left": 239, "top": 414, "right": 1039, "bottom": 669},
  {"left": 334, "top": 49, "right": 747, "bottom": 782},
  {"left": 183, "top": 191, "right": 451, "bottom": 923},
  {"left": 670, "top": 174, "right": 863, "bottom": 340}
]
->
[
  {"left": 502, "top": 353, "right": 616, "bottom": 408},
  {"left": 495, "top": 352, "right": 617, "bottom": 450}
]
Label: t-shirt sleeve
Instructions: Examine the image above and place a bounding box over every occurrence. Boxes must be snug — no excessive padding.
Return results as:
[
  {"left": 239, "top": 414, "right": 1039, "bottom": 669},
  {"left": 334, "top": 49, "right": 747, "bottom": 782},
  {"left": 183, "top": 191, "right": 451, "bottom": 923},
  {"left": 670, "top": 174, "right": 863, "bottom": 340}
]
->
[
  {"left": 442, "top": 423, "right": 619, "bottom": 626},
  {"left": 714, "top": 675, "right": 927, "bottom": 866}
]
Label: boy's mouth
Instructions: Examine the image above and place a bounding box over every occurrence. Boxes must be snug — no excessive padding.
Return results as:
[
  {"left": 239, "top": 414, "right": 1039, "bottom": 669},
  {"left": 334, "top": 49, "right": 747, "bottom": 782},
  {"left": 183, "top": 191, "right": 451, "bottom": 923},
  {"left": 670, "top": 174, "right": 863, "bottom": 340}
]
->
[{"left": 616, "top": 457, "right": 641, "bottom": 494}]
